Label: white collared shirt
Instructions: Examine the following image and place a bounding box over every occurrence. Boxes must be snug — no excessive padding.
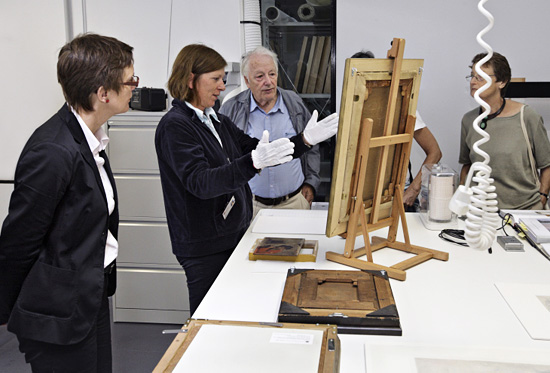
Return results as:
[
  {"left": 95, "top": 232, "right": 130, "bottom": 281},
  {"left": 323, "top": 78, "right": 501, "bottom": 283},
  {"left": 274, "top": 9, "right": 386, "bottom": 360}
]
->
[
  {"left": 71, "top": 106, "right": 118, "bottom": 268},
  {"left": 185, "top": 101, "right": 223, "bottom": 147}
]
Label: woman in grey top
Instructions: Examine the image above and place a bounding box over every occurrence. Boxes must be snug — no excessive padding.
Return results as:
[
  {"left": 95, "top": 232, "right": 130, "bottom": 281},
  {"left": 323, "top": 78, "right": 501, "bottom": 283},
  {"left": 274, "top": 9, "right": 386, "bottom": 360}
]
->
[{"left": 459, "top": 52, "right": 550, "bottom": 210}]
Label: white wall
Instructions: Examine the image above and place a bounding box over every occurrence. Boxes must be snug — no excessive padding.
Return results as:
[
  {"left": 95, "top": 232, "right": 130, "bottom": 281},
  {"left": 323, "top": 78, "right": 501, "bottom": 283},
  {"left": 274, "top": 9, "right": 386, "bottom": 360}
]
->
[
  {"left": 2, "top": 0, "right": 549, "bottom": 184},
  {"left": 0, "top": 1, "right": 66, "bottom": 180},
  {"left": 336, "top": 0, "right": 550, "bottom": 176},
  {"left": 84, "top": 0, "right": 173, "bottom": 90},
  {"left": 0, "top": 0, "right": 243, "bottom": 180},
  {"left": 0, "top": 0, "right": 244, "bottom": 217}
]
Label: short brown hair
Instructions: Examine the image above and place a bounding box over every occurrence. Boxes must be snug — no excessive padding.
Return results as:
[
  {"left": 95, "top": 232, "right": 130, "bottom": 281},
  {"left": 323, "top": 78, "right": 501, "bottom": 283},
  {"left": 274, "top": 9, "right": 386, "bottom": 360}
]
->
[
  {"left": 57, "top": 33, "right": 134, "bottom": 112},
  {"left": 168, "top": 44, "right": 227, "bottom": 102},
  {"left": 470, "top": 52, "right": 511, "bottom": 97}
]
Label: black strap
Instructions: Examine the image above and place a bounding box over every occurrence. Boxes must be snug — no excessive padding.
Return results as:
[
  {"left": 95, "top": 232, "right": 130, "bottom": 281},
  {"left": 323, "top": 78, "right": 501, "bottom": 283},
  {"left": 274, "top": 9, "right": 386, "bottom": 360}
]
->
[{"left": 240, "top": 20, "right": 261, "bottom": 26}]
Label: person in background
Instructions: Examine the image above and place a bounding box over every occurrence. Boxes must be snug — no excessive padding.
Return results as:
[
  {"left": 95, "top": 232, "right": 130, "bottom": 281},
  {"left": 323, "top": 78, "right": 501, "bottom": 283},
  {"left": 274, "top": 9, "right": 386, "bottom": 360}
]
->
[
  {"left": 155, "top": 44, "right": 338, "bottom": 315},
  {"left": 459, "top": 52, "right": 550, "bottom": 210},
  {"left": 351, "top": 50, "right": 442, "bottom": 211},
  {"left": 220, "top": 46, "right": 338, "bottom": 217},
  {"left": 0, "top": 33, "right": 136, "bottom": 372}
]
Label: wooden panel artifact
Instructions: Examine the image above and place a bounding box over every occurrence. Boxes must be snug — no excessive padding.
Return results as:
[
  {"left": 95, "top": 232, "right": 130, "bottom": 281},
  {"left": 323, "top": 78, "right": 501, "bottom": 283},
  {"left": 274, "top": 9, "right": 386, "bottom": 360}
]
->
[
  {"left": 278, "top": 269, "right": 401, "bottom": 335},
  {"left": 248, "top": 237, "right": 319, "bottom": 262}
]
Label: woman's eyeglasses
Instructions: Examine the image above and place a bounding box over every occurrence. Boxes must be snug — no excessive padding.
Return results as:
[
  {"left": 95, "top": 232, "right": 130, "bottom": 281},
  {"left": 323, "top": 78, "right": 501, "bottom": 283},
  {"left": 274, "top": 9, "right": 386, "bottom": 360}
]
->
[
  {"left": 465, "top": 74, "right": 495, "bottom": 82},
  {"left": 122, "top": 75, "right": 139, "bottom": 88}
]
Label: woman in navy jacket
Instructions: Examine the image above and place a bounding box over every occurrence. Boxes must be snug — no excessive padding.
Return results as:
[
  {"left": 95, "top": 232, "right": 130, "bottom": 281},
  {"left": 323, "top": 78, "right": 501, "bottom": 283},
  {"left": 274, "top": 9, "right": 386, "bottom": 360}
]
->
[
  {"left": 0, "top": 33, "right": 136, "bottom": 372},
  {"left": 155, "top": 44, "right": 338, "bottom": 315}
]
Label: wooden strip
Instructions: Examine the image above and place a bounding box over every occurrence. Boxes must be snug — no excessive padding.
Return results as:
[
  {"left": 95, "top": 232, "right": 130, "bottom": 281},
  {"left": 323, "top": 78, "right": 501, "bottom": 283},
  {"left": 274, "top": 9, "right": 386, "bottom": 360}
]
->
[
  {"left": 306, "top": 36, "right": 326, "bottom": 93},
  {"left": 315, "top": 36, "right": 331, "bottom": 93},
  {"left": 325, "top": 251, "right": 406, "bottom": 281},
  {"left": 301, "top": 36, "right": 317, "bottom": 93},
  {"left": 297, "top": 272, "right": 318, "bottom": 307},
  {"left": 372, "top": 38, "right": 406, "bottom": 222},
  {"left": 372, "top": 237, "right": 449, "bottom": 261},
  {"left": 323, "top": 60, "right": 331, "bottom": 94},
  {"left": 294, "top": 36, "right": 309, "bottom": 91},
  {"left": 153, "top": 331, "right": 187, "bottom": 372},
  {"left": 280, "top": 271, "right": 302, "bottom": 305},
  {"left": 360, "top": 277, "right": 379, "bottom": 308},
  {"left": 391, "top": 252, "right": 433, "bottom": 270},
  {"left": 344, "top": 117, "right": 373, "bottom": 258},
  {"left": 373, "top": 276, "right": 395, "bottom": 308},
  {"left": 369, "top": 133, "right": 412, "bottom": 148},
  {"left": 359, "top": 200, "right": 373, "bottom": 262}
]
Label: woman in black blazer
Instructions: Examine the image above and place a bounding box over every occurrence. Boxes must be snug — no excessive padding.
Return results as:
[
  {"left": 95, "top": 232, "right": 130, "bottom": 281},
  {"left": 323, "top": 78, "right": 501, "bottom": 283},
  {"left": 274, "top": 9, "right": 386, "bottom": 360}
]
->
[{"left": 0, "top": 33, "right": 136, "bottom": 373}]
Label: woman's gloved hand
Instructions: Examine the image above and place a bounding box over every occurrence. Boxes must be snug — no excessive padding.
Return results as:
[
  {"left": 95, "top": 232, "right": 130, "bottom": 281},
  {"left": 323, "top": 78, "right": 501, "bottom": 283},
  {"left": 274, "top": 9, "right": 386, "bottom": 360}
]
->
[{"left": 251, "top": 130, "right": 294, "bottom": 170}]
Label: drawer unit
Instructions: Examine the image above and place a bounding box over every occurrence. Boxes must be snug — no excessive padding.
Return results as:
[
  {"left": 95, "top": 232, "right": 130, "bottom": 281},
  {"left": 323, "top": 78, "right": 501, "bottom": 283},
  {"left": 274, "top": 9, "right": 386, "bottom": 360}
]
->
[
  {"left": 115, "top": 175, "right": 166, "bottom": 221},
  {"left": 107, "top": 110, "right": 190, "bottom": 323},
  {"left": 107, "top": 125, "right": 159, "bottom": 174},
  {"left": 117, "top": 222, "right": 176, "bottom": 266},
  {"left": 113, "top": 268, "right": 189, "bottom": 324}
]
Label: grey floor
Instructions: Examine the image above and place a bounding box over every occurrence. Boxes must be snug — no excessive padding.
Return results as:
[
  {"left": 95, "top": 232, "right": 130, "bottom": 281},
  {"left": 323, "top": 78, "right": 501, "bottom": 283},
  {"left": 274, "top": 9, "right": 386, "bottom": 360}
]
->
[{"left": 0, "top": 303, "right": 180, "bottom": 372}]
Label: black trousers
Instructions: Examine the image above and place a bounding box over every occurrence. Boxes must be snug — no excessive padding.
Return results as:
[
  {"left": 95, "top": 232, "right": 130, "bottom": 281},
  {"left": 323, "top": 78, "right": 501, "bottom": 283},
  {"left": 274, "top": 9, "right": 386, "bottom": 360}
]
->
[
  {"left": 177, "top": 248, "right": 234, "bottom": 316},
  {"left": 17, "top": 273, "right": 112, "bottom": 373}
]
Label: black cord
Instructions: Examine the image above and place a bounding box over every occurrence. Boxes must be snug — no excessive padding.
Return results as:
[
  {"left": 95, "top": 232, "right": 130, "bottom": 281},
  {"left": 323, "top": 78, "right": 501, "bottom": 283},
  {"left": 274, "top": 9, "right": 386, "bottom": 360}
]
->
[
  {"left": 439, "top": 213, "right": 514, "bottom": 247},
  {"left": 500, "top": 212, "right": 512, "bottom": 236},
  {"left": 438, "top": 229, "right": 468, "bottom": 247}
]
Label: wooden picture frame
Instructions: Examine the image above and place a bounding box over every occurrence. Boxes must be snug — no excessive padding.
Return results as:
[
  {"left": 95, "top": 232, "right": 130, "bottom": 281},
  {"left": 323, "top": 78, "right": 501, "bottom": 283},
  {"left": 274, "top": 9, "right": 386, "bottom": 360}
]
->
[
  {"left": 326, "top": 55, "right": 423, "bottom": 237},
  {"left": 278, "top": 269, "right": 402, "bottom": 335},
  {"left": 325, "top": 39, "right": 448, "bottom": 281},
  {"left": 154, "top": 319, "right": 340, "bottom": 372}
]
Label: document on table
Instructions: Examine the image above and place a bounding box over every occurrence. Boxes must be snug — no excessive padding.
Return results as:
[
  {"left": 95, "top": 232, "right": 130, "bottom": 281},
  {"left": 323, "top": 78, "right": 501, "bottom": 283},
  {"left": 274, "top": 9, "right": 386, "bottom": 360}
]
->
[
  {"left": 172, "top": 325, "right": 323, "bottom": 373},
  {"left": 252, "top": 209, "right": 328, "bottom": 235},
  {"left": 495, "top": 282, "right": 550, "bottom": 341}
]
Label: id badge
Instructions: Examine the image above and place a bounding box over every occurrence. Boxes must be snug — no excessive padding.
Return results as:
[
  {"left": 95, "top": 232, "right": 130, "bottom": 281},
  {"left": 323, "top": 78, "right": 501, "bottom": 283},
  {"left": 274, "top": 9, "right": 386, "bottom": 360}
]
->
[{"left": 222, "top": 195, "right": 236, "bottom": 220}]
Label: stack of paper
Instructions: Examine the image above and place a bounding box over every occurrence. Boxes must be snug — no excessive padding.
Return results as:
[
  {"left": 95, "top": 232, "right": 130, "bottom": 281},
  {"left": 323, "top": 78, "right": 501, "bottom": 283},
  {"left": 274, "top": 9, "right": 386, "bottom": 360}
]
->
[{"left": 518, "top": 217, "right": 550, "bottom": 244}]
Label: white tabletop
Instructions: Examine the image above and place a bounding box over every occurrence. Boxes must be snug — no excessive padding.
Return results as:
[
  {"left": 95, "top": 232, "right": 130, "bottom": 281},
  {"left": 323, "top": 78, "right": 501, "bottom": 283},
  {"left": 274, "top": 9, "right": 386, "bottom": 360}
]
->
[{"left": 194, "top": 210, "right": 550, "bottom": 372}]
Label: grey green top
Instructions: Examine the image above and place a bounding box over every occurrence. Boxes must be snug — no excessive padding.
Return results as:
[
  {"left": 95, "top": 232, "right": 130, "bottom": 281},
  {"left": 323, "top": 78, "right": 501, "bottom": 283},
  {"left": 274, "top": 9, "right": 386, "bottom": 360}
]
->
[{"left": 459, "top": 105, "right": 550, "bottom": 209}]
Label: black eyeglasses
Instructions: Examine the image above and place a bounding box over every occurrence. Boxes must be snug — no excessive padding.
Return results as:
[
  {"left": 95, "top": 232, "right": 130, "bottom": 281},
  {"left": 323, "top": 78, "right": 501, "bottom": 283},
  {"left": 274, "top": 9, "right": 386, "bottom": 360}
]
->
[{"left": 122, "top": 75, "right": 139, "bottom": 88}]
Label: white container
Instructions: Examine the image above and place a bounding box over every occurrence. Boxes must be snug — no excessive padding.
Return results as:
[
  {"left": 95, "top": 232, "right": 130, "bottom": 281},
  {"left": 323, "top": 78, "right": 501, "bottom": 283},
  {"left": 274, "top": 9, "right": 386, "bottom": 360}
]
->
[{"left": 419, "top": 164, "right": 458, "bottom": 230}]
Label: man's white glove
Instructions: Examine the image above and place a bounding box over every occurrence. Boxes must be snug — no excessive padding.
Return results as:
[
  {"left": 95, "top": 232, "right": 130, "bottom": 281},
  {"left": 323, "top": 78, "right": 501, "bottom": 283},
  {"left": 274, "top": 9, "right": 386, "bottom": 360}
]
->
[
  {"left": 302, "top": 110, "right": 339, "bottom": 146},
  {"left": 251, "top": 130, "right": 294, "bottom": 170}
]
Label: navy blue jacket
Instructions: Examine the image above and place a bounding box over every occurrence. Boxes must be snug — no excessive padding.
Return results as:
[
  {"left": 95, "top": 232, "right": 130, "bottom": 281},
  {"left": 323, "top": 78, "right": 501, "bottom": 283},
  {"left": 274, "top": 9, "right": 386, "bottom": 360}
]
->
[{"left": 155, "top": 99, "right": 309, "bottom": 258}]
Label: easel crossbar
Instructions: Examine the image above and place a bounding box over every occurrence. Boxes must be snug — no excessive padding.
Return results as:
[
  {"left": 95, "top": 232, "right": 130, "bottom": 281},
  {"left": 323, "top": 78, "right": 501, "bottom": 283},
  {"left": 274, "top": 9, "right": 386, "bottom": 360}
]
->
[{"left": 369, "top": 133, "right": 412, "bottom": 148}]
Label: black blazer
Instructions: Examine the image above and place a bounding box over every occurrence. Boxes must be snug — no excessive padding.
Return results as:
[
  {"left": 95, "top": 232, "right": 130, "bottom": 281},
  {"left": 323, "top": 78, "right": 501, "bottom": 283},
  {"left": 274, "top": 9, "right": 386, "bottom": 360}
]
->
[{"left": 0, "top": 104, "right": 119, "bottom": 345}]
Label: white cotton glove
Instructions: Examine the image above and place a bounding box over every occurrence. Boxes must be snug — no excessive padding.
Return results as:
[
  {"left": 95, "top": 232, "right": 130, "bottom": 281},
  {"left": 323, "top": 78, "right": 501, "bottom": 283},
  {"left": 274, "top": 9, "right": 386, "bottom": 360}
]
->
[
  {"left": 251, "top": 130, "right": 295, "bottom": 170},
  {"left": 302, "top": 110, "right": 339, "bottom": 146}
]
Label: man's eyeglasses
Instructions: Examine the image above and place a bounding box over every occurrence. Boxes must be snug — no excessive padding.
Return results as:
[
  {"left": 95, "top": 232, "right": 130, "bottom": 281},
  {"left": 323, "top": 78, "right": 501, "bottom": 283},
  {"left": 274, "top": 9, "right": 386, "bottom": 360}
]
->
[
  {"left": 122, "top": 75, "right": 139, "bottom": 88},
  {"left": 465, "top": 74, "right": 495, "bottom": 82}
]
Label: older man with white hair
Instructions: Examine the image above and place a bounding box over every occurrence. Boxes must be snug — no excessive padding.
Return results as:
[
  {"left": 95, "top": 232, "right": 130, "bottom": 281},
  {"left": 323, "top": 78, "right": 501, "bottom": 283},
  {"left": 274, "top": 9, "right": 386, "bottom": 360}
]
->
[{"left": 220, "top": 46, "right": 338, "bottom": 217}]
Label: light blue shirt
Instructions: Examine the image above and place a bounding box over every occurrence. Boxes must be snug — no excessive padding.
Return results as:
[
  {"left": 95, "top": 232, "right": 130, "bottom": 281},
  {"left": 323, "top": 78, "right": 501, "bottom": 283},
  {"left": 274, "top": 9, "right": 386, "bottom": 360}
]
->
[{"left": 247, "top": 92, "right": 304, "bottom": 198}]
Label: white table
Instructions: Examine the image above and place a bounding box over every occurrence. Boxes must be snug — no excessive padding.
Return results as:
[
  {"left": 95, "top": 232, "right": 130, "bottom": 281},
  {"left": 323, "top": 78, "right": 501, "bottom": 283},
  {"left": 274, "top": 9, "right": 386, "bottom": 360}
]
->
[{"left": 193, "top": 210, "right": 550, "bottom": 372}]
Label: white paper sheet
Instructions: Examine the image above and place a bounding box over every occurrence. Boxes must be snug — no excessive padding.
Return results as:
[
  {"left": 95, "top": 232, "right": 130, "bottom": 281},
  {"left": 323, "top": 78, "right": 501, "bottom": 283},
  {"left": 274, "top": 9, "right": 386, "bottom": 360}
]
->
[
  {"left": 252, "top": 209, "right": 328, "bottom": 235},
  {"left": 173, "top": 325, "right": 324, "bottom": 373},
  {"left": 364, "top": 344, "right": 550, "bottom": 373},
  {"left": 495, "top": 282, "right": 550, "bottom": 340}
]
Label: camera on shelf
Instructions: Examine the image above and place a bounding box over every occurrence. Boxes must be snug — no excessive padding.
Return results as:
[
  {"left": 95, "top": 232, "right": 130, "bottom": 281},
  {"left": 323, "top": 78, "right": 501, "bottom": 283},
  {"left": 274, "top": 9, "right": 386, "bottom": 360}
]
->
[{"left": 130, "top": 87, "right": 167, "bottom": 111}]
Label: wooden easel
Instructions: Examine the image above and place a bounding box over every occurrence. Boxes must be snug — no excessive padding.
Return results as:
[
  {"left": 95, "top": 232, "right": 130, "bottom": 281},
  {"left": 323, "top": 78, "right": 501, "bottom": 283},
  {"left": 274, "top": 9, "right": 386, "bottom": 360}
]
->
[{"left": 326, "top": 39, "right": 448, "bottom": 281}]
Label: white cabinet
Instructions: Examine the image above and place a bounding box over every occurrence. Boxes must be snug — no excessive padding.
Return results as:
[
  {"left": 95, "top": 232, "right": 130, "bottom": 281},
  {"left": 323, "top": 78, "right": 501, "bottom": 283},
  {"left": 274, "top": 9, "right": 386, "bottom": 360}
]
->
[{"left": 107, "top": 110, "right": 190, "bottom": 323}]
